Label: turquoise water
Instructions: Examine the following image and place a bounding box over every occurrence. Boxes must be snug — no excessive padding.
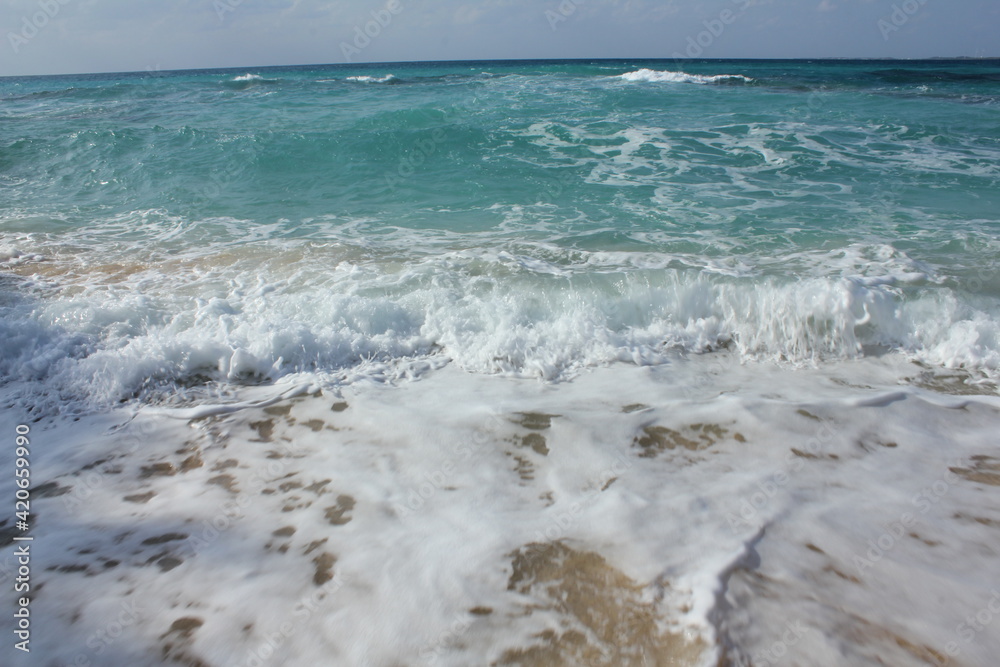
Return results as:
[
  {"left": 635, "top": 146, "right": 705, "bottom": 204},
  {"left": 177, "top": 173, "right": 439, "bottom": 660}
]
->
[{"left": 2, "top": 59, "right": 1000, "bottom": 408}]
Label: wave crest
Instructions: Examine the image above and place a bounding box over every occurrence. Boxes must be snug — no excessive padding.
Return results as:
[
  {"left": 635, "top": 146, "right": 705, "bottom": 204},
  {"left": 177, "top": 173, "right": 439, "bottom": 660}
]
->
[
  {"left": 345, "top": 75, "right": 398, "bottom": 84},
  {"left": 620, "top": 69, "right": 752, "bottom": 84},
  {"left": 2, "top": 248, "right": 997, "bottom": 413}
]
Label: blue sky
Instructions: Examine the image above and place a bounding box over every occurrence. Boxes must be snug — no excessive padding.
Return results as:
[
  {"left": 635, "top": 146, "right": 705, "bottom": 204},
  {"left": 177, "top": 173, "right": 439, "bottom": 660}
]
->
[{"left": 2, "top": 0, "right": 998, "bottom": 76}]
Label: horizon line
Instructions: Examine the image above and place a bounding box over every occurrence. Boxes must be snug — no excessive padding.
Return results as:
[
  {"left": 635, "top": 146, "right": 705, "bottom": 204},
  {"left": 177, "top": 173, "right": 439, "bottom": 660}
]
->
[{"left": 3, "top": 55, "right": 1000, "bottom": 80}]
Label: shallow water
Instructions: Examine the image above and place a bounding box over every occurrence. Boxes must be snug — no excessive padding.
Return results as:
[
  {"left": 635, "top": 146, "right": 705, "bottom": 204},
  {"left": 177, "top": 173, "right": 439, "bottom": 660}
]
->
[{"left": 4, "top": 359, "right": 1000, "bottom": 665}]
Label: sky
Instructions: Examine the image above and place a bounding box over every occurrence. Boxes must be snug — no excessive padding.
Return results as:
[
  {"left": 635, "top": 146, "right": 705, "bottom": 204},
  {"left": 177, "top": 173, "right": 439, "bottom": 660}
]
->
[{"left": 1, "top": 0, "right": 998, "bottom": 77}]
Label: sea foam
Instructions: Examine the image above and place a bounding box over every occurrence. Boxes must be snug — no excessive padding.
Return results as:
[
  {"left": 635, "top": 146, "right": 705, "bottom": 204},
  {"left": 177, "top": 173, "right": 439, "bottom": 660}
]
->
[
  {"left": 619, "top": 68, "right": 753, "bottom": 84},
  {"left": 345, "top": 74, "right": 398, "bottom": 84},
  {"left": 2, "top": 237, "right": 998, "bottom": 413}
]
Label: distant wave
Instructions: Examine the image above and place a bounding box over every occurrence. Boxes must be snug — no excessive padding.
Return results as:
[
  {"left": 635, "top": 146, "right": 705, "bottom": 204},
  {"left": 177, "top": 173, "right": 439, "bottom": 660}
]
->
[
  {"left": 870, "top": 68, "right": 1000, "bottom": 84},
  {"left": 324, "top": 73, "right": 497, "bottom": 86},
  {"left": 223, "top": 73, "right": 283, "bottom": 90},
  {"left": 345, "top": 75, "right": 398, "bottom": 84},
  {"left": 619, "top": 69, "right": 752, "bottom": 84},
  {"left": 3, "top": 84, "right": 136, "bottom": 102}
]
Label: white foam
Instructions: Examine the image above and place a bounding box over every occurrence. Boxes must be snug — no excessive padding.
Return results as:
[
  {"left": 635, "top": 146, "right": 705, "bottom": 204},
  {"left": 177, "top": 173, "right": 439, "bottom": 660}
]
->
[
  {"left": 0, "top": 215, "right": 997, "bottom": 411},
  {"left": 0, "top": 245, "right": 45, "bottom": 265},
  {"left": 345, "top": 75, "right": 397, "bottom": 84},
  {"left": 619, "top": 69, "right": 753, "bottom": 85},
  {"left": 519, "top": 117, "right": 1000, "bottom": 202},
  {"left": 231, "top": 74, "right": 264, "bottom": 82},
  {"left": 7, "top": 357, "right": 1000, "bottom": 665}
]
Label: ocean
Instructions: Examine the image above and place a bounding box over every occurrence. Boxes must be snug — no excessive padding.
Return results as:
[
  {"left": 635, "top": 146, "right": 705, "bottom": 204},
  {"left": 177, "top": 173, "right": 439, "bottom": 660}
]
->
[{"left": 1, "top": 59, "right": 999, "bottom": 666}]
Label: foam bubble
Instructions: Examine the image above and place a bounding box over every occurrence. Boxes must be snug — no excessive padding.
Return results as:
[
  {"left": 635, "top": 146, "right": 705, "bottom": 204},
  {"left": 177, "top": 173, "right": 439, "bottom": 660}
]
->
[{"left": 619, "top": 69, "right": 753, "bottom": 85}]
